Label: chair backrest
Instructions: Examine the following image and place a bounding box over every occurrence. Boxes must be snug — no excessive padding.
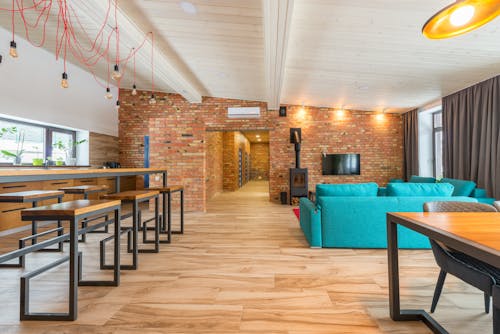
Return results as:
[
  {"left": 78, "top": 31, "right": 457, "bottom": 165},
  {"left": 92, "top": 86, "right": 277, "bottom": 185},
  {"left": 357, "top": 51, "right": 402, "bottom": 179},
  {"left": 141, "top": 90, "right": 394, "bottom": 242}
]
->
[{"left": 423, "top": 201, "right": 497, "bottom": 213}]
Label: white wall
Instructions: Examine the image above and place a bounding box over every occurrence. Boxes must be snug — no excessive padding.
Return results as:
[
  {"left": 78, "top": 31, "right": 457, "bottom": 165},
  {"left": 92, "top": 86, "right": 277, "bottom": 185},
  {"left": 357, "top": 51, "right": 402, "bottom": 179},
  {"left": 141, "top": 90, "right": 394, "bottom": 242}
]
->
[{"left": 0, "top": 27, "right": 118, "bottom": 136}]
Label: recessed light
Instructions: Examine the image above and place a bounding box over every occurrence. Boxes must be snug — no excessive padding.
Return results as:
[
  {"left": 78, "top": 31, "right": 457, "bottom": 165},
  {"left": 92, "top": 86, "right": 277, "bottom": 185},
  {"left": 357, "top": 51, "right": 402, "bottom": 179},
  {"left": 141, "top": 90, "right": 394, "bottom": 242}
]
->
[{"left": 180, "top": 1, "right": 197, "bottom": 15}]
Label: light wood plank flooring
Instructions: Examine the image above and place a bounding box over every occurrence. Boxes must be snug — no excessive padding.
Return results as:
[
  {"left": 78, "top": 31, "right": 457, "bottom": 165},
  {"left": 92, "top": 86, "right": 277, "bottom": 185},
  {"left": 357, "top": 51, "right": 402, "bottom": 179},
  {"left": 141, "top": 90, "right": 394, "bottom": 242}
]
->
[{"left": 0, "top": 181, "right": 492, "bottom": 333}]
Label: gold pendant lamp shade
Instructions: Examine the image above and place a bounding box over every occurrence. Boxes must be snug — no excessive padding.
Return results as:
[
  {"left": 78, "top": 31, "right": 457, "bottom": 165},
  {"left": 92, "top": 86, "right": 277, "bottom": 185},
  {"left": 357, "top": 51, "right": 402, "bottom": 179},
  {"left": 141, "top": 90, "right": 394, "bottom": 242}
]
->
[{"left": 422, "top": 0, "right": 500, "bottom": 39}]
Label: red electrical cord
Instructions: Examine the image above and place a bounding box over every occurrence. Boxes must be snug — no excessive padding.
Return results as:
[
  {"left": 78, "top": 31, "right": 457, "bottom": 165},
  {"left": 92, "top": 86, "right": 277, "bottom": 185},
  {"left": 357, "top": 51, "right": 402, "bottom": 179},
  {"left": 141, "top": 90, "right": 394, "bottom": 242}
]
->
[
  {"left": 151, "top": 31, "right": 154, "bottom": 94},
  {"left": 1, "top": 0, "right": 156, "bottom": 93}
]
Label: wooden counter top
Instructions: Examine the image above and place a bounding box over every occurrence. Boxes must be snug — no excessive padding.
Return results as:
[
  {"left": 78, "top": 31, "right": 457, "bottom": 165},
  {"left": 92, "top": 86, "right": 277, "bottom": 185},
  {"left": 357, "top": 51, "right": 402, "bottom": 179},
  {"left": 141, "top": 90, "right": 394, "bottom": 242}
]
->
[{"left": 0, "top": 168, "right": 167, "bottom": 183}]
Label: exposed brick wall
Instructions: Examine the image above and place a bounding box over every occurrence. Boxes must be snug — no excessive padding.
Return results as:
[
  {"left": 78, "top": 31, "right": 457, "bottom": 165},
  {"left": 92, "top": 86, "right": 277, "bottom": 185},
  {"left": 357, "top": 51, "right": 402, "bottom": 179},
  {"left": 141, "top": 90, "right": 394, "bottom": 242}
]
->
[
  {"left": 119, "top": 90, "right": 403, "bottom": 211},
  {"left": 269, "top": 106, "right": 403, "bottom": 202},
  {"left": 89, "top": 132, "right": 119, "bottom": 167},
  {"left": 206, "top": 131, "right": 223, "bottom": 200},
  {"left": 250, "top": 143, "right": 269, "bottom": 180}
]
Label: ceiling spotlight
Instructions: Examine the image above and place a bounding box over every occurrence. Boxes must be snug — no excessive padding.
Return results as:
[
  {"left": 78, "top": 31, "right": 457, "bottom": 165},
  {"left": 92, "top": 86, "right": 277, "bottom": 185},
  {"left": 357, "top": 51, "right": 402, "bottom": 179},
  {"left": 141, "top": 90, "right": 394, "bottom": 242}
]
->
[
  {"left": 116, "top": 100, "right": 121, "bottom": 110},
  {"left": 180, "top": 1, "right": 197, "bottom": 14},
  {"left": 132, "top": 84, "right": 138, "bottom": 96},
  {"left": 423, "top": 0, "right": 500, "bottom": 39}
]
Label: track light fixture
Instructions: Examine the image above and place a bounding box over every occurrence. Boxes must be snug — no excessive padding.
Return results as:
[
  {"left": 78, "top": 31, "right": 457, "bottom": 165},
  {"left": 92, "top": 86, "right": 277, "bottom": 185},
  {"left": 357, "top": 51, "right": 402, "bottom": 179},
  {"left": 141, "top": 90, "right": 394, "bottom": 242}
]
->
[
  {"left": 423, "top": 0, "right": 500, "bottom": 39},
  {"left": 116, "top": 100, "right": 120, "bottom": 110},
  {"left": 132, "top": 84, "right": 137, "bottom": 96}
]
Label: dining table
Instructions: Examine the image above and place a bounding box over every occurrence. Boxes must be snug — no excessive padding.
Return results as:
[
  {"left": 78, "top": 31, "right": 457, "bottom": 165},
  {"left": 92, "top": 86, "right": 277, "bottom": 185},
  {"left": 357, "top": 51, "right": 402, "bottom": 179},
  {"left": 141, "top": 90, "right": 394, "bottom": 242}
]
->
[{"left": 386, "top": 211, "right": 500, "bottom": 334}]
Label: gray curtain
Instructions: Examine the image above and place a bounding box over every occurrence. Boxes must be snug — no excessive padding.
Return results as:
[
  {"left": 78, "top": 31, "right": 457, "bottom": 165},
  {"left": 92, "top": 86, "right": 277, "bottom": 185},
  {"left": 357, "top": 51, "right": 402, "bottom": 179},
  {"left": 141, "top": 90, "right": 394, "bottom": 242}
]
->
[
  {"left": 443, "top": 75, "right": 500, "bottom": 199},
  {"left": 402, "top": 109, "right": 419, "bottom": 181}
]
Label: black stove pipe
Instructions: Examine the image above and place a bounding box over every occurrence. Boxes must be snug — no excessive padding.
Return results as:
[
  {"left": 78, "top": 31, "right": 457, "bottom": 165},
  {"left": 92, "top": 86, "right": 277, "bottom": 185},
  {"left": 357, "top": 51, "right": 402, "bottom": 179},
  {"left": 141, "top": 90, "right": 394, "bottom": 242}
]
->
[{"left": 295, "top": 142, "right": 300, "bottom": 169}]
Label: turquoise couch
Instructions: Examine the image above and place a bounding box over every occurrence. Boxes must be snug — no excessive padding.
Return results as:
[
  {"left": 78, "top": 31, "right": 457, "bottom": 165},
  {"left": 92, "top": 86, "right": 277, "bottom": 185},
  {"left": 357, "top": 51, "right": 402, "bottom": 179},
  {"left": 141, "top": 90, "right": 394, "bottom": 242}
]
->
[
  {"left": 299, "top": 183, "right": 477, "bottom": 248},
  {"left": 384, "top": 176, "right": 495, "bottom": 204}
]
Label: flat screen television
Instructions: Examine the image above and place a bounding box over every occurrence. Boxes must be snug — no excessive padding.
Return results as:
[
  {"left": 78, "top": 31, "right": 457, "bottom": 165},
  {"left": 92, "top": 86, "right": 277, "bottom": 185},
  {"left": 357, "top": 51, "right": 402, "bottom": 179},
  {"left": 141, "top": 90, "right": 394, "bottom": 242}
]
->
[{"left": 322, "top": 154, "right": 360, "bottom": 175}]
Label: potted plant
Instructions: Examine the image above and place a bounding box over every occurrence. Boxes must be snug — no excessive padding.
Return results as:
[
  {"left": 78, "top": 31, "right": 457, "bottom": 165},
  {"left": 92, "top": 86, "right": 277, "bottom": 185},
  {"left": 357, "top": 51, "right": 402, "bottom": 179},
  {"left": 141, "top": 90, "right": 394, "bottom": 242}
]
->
[
  {"left": 0, "top": 127, "right": 25, "bottom": 165},
  {"left": 52, "top": 138, "right": 86, "bottom": 166},
  {"left": 32, "top": 146, "right": 44, "bottom": 166}
]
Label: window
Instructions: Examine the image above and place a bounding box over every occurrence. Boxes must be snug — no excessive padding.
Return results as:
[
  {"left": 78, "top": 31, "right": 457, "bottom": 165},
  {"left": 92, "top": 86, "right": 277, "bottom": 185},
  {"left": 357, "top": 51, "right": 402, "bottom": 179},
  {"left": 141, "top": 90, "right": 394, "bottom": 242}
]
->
[
  {"left": 433, "top": 111, "right": 443, "bottom": 178},
  {"left": 0, "top": 117, "right": 77, "bottom": 165}
]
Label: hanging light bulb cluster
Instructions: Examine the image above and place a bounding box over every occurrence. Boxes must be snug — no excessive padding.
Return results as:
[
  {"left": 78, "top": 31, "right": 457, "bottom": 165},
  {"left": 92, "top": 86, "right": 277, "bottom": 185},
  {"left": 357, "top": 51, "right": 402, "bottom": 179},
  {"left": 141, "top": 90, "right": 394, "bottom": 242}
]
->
[{"left": 0, "top": 0, "right": 159, "bottom": 109}]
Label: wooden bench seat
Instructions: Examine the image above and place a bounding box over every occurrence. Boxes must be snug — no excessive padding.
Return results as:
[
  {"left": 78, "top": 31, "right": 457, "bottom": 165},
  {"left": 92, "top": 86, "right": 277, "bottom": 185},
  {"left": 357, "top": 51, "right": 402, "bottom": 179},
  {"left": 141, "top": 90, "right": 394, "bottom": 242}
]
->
[{"left": 0, "top": 190, "right": 64, "bottom": 203}]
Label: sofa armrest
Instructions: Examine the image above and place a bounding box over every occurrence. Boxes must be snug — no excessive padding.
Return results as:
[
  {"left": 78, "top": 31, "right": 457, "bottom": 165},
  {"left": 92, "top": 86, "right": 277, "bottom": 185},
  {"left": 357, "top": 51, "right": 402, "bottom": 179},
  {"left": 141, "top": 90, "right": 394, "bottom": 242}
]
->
[{"left": 299, "top": 198, "right": 322, "bottom": 247}]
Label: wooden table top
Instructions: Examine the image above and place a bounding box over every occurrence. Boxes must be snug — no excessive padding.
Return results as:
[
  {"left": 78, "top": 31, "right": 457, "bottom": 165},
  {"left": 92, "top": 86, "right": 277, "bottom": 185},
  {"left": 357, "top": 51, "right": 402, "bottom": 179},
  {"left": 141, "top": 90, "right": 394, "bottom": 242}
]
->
[
  {"left": 0, "top": 168, "right": 167, "bottom": 183},
  {"left": 389, "top": 212, "right": 500, "bottom": 267}
]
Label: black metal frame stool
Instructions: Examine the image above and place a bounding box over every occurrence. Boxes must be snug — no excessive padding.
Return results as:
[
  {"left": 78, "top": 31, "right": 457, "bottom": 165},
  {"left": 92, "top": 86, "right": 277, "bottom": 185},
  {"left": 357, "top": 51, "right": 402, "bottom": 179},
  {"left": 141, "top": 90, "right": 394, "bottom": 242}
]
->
[
  {"left": 59, "top": 185, "right": 110, "bottom": 241},
  {"left": 19, "top": 199, "right": 121, "bottom": 321},
  {"left": 147, "top": 185, "right": 184, "bottom": 244},
  {"left": 0, "top": 190, "right": 65, "bottom": 268},
  {"left": 102, "top": 190, "right": 159, "bottom": 270}
]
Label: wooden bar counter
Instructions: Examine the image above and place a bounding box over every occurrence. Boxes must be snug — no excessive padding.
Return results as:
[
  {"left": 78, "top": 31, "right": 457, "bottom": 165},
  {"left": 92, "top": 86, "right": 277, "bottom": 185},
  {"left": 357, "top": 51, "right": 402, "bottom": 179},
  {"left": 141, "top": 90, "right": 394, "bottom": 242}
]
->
[{"left": 0, "top": 168, "right": 167, "bottom": 232}]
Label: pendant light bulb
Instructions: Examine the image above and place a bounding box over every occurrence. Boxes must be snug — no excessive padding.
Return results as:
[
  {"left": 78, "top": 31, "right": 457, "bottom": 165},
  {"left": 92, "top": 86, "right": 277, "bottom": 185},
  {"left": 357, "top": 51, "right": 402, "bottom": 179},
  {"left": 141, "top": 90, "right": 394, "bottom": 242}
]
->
[
  {"left": 149, "top": 94, "right": 157, "bottom": 105},
  {"left": 9, "top": 41, "right": 18, "bottom": 58},
  {"left": 105, "top": 87, "right": 113, "bottom": 99},
  {"left": 131, "top": 84, "right": 138, "bottom": 96},
  {"left": 61, "top": 72, "right": 69, "bottom": 89},
  {"left": 450, "top": 5, "right": 475, "bottom": 27},
  {"left": 112, "top": 64, "right": 122, "bottom": 81}
]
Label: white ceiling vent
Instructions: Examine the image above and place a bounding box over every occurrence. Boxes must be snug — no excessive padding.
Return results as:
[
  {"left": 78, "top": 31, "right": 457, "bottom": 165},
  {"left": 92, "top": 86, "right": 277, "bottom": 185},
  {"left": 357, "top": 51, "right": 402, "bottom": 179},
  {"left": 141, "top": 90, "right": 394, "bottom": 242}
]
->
[{"left": 227, "top": 107, "right": 260, "bottom": 119}]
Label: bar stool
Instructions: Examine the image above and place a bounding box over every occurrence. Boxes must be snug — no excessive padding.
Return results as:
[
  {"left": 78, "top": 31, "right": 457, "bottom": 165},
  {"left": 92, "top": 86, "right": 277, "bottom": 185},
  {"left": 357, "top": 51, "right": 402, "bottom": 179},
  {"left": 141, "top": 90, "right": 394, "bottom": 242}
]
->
[
  {"left": 102, "top": 190, "right": 159, "bottom": 270},
  {"left": 19, "top": 199, "right": 121, "bottom": 321},
  {"left": 0, "top": 190, "right": 65, "bottom": 268},
  {"left": 59, "top": 185, "right": 109, "bottom": 241},
  {"left": 148, "top": 185, "right": 184, "bottom": 244}
]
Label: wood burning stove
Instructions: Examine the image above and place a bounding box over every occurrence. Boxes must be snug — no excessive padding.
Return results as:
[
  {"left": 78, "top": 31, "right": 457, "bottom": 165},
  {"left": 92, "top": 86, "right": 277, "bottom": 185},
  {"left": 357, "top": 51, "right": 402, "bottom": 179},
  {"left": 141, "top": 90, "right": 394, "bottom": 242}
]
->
[{"left": 289, "top": 128, "right": 308, "bottom": 204}]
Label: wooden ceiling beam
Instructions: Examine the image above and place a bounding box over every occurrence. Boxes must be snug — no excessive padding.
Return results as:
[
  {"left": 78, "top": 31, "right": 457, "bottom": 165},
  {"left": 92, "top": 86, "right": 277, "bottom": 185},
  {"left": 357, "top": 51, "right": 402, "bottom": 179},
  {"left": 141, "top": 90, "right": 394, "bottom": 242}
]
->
[{"left": 263, "top": 0, "right": 294, "bottom": 110}]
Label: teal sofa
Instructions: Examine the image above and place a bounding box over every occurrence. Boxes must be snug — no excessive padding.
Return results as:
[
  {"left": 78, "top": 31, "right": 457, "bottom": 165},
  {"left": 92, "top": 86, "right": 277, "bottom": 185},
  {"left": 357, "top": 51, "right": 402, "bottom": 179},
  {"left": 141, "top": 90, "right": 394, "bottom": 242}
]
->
[
  {"left": 299, "top": 182, "right": 477, "bottom": 248},
  {"left": 384, "top": 176, "right": 495, "bottom": 204}
]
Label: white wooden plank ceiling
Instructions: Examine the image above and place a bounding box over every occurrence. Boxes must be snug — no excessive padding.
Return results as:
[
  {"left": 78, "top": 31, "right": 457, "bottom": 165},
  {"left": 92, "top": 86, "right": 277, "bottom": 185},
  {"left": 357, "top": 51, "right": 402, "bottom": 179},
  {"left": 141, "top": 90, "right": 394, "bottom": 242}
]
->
[{"left": 1, "top": 0, "right": 500, "bottom": 112}]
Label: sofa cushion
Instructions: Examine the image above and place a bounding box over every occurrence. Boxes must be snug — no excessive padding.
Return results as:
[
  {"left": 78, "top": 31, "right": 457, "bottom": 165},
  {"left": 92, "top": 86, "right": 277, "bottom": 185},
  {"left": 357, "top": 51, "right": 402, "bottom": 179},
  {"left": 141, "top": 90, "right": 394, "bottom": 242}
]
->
[
  {"left": 386, "top": 183, "right": 454, "bottom": 197},
  {"left": 316, "top": 182, "right": 378, "bottom": 197},
  {"left": 440, "top": 178, "right": 476, "bottom": 196},
  {"left": 409, "top": 175, "right": 436, "bottom": 183}
]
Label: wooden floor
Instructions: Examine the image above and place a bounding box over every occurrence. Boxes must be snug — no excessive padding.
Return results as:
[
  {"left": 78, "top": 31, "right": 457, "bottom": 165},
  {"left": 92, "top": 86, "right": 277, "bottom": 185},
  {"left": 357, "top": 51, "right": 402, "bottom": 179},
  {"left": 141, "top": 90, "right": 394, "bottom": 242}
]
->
[{"left": 0, "top": 181, "right": 492, "bottom": 333}]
